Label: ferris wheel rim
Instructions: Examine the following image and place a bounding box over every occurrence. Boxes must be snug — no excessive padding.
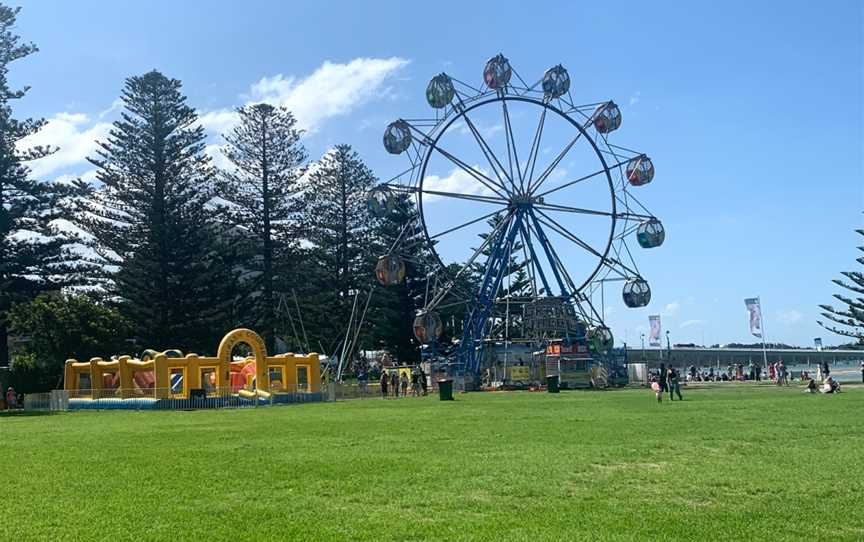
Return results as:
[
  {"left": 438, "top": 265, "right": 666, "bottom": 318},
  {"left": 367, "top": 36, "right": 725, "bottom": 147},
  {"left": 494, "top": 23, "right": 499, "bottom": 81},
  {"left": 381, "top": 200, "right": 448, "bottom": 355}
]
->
[{"left": 415, "top": 94, "right": 618, "bottom": 298}]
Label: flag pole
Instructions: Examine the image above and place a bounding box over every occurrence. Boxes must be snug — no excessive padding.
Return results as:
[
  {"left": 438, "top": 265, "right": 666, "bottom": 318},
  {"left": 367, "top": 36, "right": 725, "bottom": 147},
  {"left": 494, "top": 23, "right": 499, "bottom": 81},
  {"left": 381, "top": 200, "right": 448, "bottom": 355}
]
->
[{"left": 759, "top": 296, "right": 768, "bottom": 372}]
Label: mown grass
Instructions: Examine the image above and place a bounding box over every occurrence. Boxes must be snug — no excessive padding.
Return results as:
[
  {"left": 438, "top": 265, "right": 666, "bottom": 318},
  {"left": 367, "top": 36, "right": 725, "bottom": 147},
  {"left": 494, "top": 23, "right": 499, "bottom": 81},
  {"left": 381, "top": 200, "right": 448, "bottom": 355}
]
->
[{"left": 2, "top": 385, "right": 863, "bottom": 541}]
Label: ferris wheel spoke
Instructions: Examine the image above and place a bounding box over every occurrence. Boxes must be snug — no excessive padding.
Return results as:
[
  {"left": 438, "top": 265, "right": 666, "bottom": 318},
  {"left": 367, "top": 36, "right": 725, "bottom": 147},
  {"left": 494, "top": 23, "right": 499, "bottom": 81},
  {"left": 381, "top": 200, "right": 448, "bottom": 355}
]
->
[
  {"left": 533, "top": 209, "right": 640, "bottom": 279},
  {"left": 428, "top": 208, "right": 506, "bottom": 241},
  {"left": 518, "top": 221, "right": 551, "bottom": 296},
  {"left": 532, "top": 156, "right": 630, "bottom": 200},
  {"left": 517, "top": 225, "right": 539, "bottom": 297},
  {"left": 404, "top": 122, "right": 512, "bottom": 199},
  {"left": 523, "top": 213, "right": 569, "bottom": 297},
  {"left": 530, "top": 218, "right": 579, "bottom": 296},
  {"left": 534, "top": 202, "right": 653, "bottom": 221},
  {"left": 419, "top": 188, "right": 508, "bottom": 206},
  {"left": 456, "top": 102, "right": 513, "bottom": 192},
  {"left": 427, "top": 209, "right": 515, "bottom": 310},
  {"left": 501, "top": 98, "right": 524, "bottom": 191},
  {"left": 521, "top": 105, "right": 547, "bottom": 187},
  {"left": 527, "top": 129, "right": 584, "bottom": 194}
]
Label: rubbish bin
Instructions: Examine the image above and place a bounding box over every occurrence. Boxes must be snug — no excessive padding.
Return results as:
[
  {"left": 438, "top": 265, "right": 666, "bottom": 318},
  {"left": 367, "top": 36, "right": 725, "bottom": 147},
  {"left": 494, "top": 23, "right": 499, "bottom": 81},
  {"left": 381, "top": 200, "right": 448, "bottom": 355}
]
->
[
  {"left": 546, "top": 374, "right": 560, "bottom": 393},
  {"left": 437, "top": 379, "right": 454, "bottom": 401}
]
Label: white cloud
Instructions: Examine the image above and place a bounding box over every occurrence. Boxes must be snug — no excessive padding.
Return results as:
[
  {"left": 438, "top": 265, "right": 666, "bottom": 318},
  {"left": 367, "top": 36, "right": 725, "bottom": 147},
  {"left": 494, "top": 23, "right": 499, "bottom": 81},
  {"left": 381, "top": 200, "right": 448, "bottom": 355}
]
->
[
  {"left": 422, "top": 166, "right": 498, "bottom": 202},
  {"left": 777, "top": 309, "right": 804, "bottom": 325},
  {"left": 244, "top": 56, "right": 409, "bottom": 133},
  {"left": 198, "top": 57, "right": 410, "bottom": 168},
  {"left": 25, "top": 57, "right": 409, "bottom": 182},
  {"left": 98, "top": 98, "right": 124, "bottom": 119},
  {"left": 198, "top": 109, "right": 240, "bottom": 137},
  {"left": 204, "top": 143, "right": 234, "bottom": 172},
  {"left": 664, "top": 301, "right": 680, "bottom": 316},
  {"left": 680, "top": 319, "right": 704, "bottom": 329},
  {"left": 19, "top": 113, "right": 111, "bottom": 179},
  {"left": 629, "top": 90, "right": 641, "bottom": 107}
]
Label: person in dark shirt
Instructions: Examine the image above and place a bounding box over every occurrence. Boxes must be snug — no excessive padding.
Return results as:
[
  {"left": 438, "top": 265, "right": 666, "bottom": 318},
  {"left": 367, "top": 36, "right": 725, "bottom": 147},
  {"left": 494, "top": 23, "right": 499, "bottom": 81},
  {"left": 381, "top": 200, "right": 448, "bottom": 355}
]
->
[
  {"left": 390, "top": 370, "right": 399, "bottom": 397},
  {"left": 419, "top": 367, "right": 428, "bottom": 395},
  {"left": 658, "top": 363, "right": 668, "bottom": 393},
  {"left": 379, "top": 372, "right": 388, "bottom": 398},
  {"left": 666, "top": 367, "right": 683, "bottom": 401},
  {"left": 411, "top": 369, "right": 420, "bottom": 397}
]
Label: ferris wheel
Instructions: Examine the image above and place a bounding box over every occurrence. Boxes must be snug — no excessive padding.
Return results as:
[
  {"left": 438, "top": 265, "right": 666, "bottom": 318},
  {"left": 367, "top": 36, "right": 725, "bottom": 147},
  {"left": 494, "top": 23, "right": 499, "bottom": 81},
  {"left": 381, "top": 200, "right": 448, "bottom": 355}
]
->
[{"left": 369, "top": 54, "right": 664, "bottom": 375}]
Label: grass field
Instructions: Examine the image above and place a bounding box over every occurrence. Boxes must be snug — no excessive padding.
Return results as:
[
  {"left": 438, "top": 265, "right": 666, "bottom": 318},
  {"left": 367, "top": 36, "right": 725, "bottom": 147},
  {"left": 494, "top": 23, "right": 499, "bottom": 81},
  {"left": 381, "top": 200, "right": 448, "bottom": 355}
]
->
[{"left": 2, "top": 385, "right": 863, "bottom": 541}]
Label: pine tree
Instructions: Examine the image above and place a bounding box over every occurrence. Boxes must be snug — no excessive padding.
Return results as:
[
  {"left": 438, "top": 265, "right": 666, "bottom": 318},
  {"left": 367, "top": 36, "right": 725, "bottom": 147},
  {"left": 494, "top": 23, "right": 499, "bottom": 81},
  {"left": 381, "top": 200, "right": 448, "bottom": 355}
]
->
[
  {"left": 78, "top": 71, "right": 230, "bottom": 353},
  {"left": 301, "top": 145, "right": 377, "bottom": 352},
  {"left": 0, "top": 5, "right": 83, "bottom": 365},
  {"left": 215, "top": 104, "right": 306, "bottom": 351},
  {"left": 818, "top": 227, "right": 864, "bottom": 344}
]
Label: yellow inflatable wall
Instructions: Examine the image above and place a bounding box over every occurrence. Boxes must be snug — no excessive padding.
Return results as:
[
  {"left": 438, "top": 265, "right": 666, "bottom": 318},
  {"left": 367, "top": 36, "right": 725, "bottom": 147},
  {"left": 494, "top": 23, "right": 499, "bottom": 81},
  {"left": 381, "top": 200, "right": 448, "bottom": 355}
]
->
[{"left": 64, "top": 329, "right": 321, "bottom": 398}]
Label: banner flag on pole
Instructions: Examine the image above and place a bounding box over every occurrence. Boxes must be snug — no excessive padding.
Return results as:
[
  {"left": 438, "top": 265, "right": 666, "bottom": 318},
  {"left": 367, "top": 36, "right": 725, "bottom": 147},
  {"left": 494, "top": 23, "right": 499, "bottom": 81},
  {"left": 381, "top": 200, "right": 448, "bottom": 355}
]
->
[
  {"left": 814, "top": 338, "right": 822, "bottom": 351},
  {"left": 648, "top": 314, "right": 662, "bottom": 347},
  {"left": 744, "top": 297, "right": 763, "bottom": 338}
]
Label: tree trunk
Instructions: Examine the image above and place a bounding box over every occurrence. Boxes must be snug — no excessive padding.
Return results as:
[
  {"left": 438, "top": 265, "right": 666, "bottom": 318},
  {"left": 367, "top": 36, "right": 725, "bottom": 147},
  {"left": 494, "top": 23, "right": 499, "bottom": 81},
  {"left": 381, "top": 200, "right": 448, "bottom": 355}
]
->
[{"left": 261, "top": 114, "right": 274, "bottom": 352}]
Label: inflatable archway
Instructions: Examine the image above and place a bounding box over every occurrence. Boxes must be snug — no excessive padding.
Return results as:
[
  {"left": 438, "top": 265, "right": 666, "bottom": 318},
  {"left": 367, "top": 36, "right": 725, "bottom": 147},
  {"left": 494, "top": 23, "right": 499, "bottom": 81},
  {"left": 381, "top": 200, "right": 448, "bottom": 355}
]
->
[{"left": 218, "top": 328, "right": 269, "bottom": 391}]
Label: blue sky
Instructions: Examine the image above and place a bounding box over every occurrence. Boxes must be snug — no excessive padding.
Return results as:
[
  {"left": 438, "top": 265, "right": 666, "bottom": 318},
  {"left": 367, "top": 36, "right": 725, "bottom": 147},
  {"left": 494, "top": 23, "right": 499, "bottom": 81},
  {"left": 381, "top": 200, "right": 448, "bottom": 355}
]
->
[{"left": 11, "top": 0, "right": 863, "bottom": 347}]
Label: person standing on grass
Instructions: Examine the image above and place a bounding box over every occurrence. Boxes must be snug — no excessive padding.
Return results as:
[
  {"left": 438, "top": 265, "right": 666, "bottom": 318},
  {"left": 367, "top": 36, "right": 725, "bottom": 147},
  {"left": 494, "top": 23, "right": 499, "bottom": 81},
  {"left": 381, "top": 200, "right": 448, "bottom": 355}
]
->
[
  {"left": 6, "top": 387, "right": 16, "bottom": 408},
  {"left": 390, "top": 370, "right": 399, "bottom": 398},
  {"left": 419, "top": 366, "right": 428, "bottom": 395},
  {"left": 658, "top": 363, "right": 667, "bottom": 393},
  {"left": 667, "top": 367, "right": 683, "bottom": 401},
  {"left": 358, "top": 369, "right": 368, "bottom": 396},
  {"left": 410, "top": 368, "right": 419, "bottom": 397},
  {"left": 400, "top": 372, "right": 409, "bottom": 396},
  {"left": 380, "top": 371, "right": 388, "bottom": 398}
]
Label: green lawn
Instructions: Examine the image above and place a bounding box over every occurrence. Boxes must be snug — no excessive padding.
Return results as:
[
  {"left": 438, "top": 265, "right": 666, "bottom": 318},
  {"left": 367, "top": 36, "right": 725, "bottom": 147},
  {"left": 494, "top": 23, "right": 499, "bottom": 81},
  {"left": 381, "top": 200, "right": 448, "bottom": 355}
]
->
[{"left": 2, "top": 385, "right": 863, "bottom": 541}]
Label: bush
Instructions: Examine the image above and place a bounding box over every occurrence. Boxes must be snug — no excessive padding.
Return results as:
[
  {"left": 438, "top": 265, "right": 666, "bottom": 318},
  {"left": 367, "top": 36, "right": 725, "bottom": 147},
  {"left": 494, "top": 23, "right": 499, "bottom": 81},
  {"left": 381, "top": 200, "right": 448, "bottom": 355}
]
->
[{"left": 6, "top": 293, "right": 133, "bottom": 392}]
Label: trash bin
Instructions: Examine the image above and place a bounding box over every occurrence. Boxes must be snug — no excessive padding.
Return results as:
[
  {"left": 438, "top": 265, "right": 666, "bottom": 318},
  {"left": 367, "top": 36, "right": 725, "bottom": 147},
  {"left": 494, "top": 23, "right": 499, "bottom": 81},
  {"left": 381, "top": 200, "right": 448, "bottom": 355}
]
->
[
  {"left": 546, "top": 374, "right": 560, "bottom": 393},
  {"left": 437, "top": 379, "right": 454, "bottom": 401}
]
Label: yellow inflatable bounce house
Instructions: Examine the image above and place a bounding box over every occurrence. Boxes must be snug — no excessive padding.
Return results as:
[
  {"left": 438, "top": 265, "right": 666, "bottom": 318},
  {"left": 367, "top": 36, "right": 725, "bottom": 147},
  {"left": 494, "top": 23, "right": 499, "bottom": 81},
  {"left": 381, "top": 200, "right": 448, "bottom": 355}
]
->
[{"left": 63, "top": 329, "right": 322, "bottom": 410}]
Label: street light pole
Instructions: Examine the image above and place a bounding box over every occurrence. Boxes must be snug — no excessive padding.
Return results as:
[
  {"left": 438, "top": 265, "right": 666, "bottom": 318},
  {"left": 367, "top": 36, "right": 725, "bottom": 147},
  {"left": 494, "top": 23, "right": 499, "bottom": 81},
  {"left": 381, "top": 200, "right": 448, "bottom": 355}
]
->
[
  {"left": 666, "top": 330, "right": 672, "bottom": 365},
  {"left": 640, "top": 333, "right": 645, "bottom": 361}
]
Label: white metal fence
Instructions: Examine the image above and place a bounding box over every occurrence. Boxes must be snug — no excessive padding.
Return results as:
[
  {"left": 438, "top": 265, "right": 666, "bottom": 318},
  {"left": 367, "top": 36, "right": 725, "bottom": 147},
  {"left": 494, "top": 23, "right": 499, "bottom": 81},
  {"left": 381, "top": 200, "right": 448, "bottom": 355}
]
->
[
  {"left": 19, "top": 377, "right": 462, "bottom": 412},
  {"left": 20, "top": 385, "right": 325, "bottom": 412}
]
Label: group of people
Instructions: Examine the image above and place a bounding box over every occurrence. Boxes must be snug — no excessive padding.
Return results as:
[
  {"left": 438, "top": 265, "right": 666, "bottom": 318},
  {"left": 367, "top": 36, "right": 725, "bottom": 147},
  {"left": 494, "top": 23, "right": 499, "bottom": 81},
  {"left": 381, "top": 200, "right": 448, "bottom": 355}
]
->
[
  {"left": 650, "top": 364, "right": 683, "bottom": 402},
  {"left": 683, "top": 360, "right": 819, "bottom": 385},
  {"left": 804, "top": 375, "right": 841, "bottom": 394},
  {"left": 379, "top": 367, "right": 427, "bottom": 398}
]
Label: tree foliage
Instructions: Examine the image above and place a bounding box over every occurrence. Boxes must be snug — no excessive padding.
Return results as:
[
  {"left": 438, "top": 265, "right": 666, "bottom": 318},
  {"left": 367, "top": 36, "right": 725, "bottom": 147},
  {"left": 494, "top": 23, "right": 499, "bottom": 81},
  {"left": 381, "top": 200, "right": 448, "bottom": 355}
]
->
[
  {"left": 818, "top": 227, "right": 864, "bottom": 344},
  {"left": 300, "top": 145, "right": 377, "bottom": 353},
  {"left": 7, "top": 293, "right": 132, "bottom": 390},
  {"left": 78, "top": 71, "right": 231, "bottom": 353},
  {"left": 0, "top": 5, "right": 84, "bottom": 365},
  {"left": 216, "top": 104, "right": 306, "bottom": 350}
]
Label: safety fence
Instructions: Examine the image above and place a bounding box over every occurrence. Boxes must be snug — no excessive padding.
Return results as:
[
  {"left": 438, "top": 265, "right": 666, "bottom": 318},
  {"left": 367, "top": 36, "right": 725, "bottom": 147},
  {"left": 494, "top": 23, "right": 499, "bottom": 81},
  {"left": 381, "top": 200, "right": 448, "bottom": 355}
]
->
[
  {"left": 20, "top": 385, "right": 325, "bottom": 412},
  {"left": 19, "top": 377, "right": 466, "bottom": 412}
]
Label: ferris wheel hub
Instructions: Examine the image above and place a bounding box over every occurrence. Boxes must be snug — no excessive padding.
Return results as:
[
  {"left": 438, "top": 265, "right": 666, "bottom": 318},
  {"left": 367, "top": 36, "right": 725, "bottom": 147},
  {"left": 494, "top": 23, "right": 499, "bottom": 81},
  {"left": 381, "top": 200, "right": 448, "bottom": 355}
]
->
[{"left": 510, "top": 194, "right": 544, "bottom": 208}]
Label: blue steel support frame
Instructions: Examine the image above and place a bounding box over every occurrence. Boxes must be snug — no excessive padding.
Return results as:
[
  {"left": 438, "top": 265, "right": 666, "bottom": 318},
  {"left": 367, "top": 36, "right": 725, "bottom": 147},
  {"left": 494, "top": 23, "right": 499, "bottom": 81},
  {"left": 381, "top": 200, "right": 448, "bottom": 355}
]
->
[
  {"left": 457, "top": 207, "right": 526, "bottom": 375},
  {"left": 527, "top": 210, "right": 570, "bottom": 298},
  {"left": 518, "top": 221, "right": 552, "bottom": 296}
]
